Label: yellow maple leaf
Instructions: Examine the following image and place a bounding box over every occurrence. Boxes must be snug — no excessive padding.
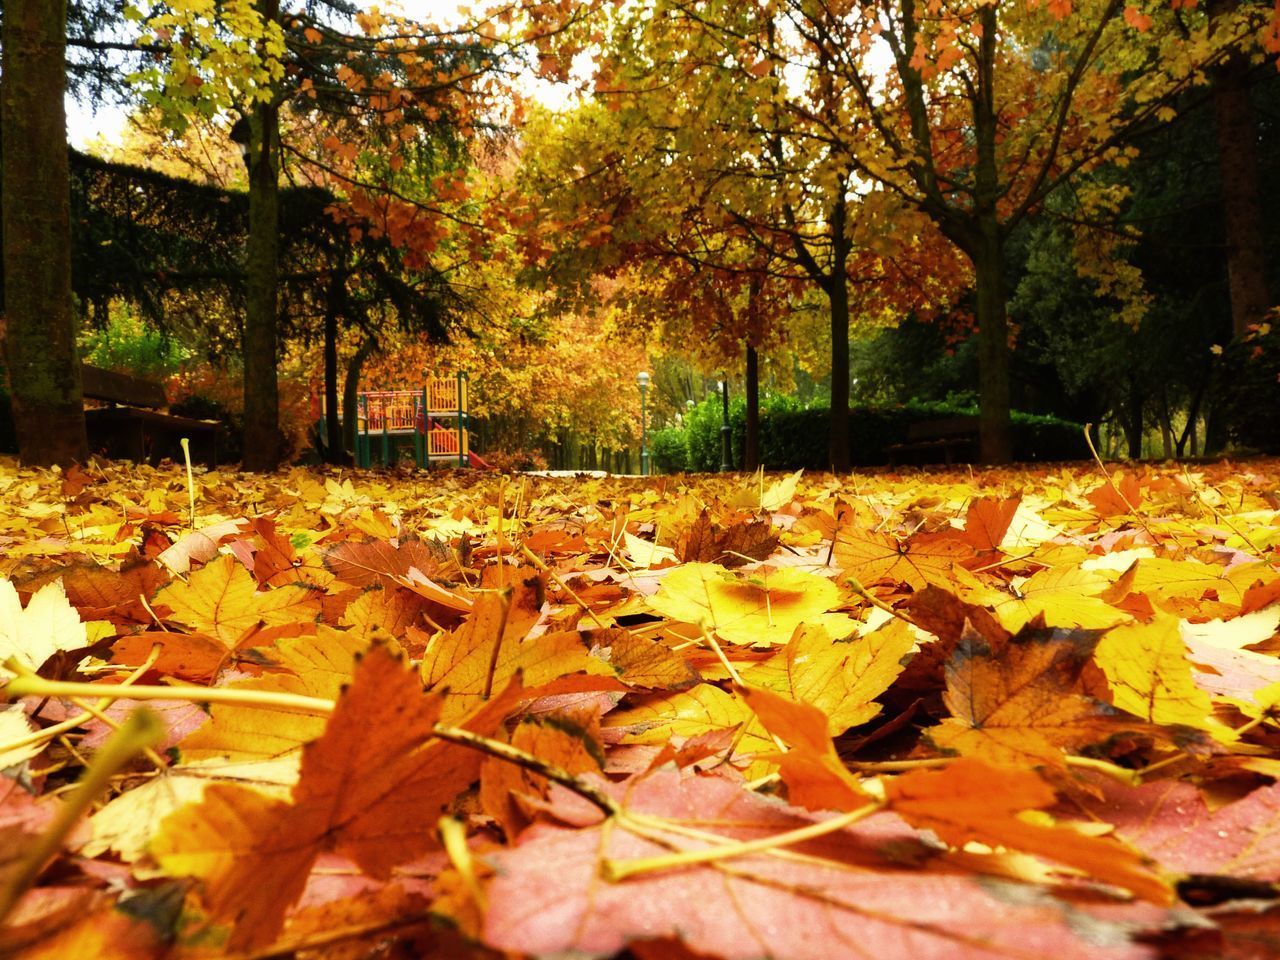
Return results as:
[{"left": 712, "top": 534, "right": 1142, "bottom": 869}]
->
[
  {"left": 0, "top": 577, "right": 86, "bottom": 678},
  {"left": 991, "top": 565, "right": 1129, "bottom": 632},
  {"left": 1094, "top": 615, "right": 1220, "bottom": 733},
  {"left": 154, "top": 554, "right": 321, "bottom": 648},
  {"left": 178, "top": 626, "right": 372, "bottom": 761},
  {"left": 647, "top": 562, "right": 851, "bottom": 646},
  {"left": 931, "top": 628, "right": 1146, "bottom": 768},
  {"left": 742, "top": 620, "right": 914, "bottom": 733},
  {"left": 602, "top": 683, "right": 776, "bottom": 773}
]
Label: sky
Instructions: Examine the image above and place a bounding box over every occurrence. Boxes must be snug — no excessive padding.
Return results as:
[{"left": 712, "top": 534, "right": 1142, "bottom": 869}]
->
[{"left": 64, "top": 1, "right": 501, "bottom": 149}]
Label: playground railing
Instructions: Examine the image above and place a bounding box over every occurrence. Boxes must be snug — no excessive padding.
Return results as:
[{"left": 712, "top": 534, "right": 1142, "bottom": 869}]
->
[{"left": 313, "top": 375, "right": 471, "bottom": 468}]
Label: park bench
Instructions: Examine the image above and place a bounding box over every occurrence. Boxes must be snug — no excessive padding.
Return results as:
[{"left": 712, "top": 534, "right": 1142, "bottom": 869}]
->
[
  {"left": 886, "top": 415, "right": 979, "bottom": 465},
  {"left": 82, "top": 364, "right": 219, "bottom": 465}
]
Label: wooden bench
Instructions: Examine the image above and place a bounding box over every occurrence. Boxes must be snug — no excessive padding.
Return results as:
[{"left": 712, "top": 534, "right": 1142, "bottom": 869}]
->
[
  {"left": 887, "top": 415, "right": 979, "bottom": 465},
  {"left": 82, "top": 364, "right": 219, "bottom": 465}
]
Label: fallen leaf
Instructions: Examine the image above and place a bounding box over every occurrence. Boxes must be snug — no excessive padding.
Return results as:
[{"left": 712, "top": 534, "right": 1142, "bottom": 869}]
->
[
  {"left": 482, "top": 767, "right": 1161, "bottom": 960},
  {"left": 153, "top": 554, "right": 321, "bottom": 649},
  {"left": 647, "top": 562, "right": 850, "bottom": 646},
  {"left": 0, "top": 577, "right": 86, "bottom": 678}
]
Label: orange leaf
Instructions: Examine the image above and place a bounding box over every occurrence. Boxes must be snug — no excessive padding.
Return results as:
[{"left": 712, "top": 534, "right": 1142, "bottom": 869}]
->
[
  {"left": 154, "top": 554, "right": 321, "bottom": 649},
  {"left": 153, "top": 643, "right": 526, "bottom": 948},
  {"left": 886, "top": 759, "right": 1171, "bottom": 903},
  {"left": 739, "top": 683, "right": 867, "bottom": 810},
  {"left": 834, "top": 527, "right": 971, "bottom": 591},
  {"left": 930, "top": 623, "right": 1145, "bottom": 768}
]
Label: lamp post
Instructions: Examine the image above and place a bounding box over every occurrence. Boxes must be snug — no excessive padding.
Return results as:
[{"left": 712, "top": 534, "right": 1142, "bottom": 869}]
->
[
  {"left": 718, "top": 374, "right": 732, "bottom": 472},
  {"left": 637, "top": 370, "right": 650, "bottom": 476}
]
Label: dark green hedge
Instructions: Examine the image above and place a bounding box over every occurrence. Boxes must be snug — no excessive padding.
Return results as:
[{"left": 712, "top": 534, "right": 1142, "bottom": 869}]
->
[
  {"left": 664, "top": 398, "right": 1088, "bottom": 472},
  {"left": 0, "top": 389, "right": 15, "bottom": 455},
  {"left": 1218, "top": 333, "right": 1280, "bottom": 454}
]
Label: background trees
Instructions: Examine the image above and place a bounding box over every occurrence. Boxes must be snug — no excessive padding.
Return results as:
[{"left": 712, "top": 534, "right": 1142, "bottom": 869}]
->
[{"left": 3, "top": 1, "right": 1280, "bottom": 470}]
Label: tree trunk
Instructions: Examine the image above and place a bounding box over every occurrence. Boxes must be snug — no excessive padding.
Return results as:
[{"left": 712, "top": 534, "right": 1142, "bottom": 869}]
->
[
  {"left": 1213, "top": 36, "right": 1270, "bottom": 339},
  {"left": 744, "top": 342, "right": 760, "bottom": 471},
  {"left": 1125, "top": 374, "right": 1144, "bottom": 459},
  {"left": 322, "top": 272, "right": 343, "bottom": 463},
  {"left": 970, "top": 3, "right": 1013, "bottom": 466},
  {"left": 973, "top": 226, "right": 1013, "bottom": 464},
  {"left": 826, "top": 277, "right": 851, "bottom": 472},
  {"left": 342, "top": 336, "right": 376, "bottom": 456},
  {"left": 1, "top": 0, "right": 87, "bottom": 466},
  {"left": 1158, "top": 385, "right": 1174, "bottom": 460},
  {"left": 241, "top": 7, "right": 283, "bottom": 471}
]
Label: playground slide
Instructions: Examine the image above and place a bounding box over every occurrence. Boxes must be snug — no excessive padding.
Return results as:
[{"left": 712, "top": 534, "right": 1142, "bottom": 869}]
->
[{"left": 468, "top": 450, "right": 493, "bottom": 470}]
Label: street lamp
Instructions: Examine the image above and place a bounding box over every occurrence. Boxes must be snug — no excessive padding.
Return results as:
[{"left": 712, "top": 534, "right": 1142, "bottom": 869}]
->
[
  {"left": 637, "top": 370, "right": 651, "bottom": 476},
  {"left": 718, "top": 374, "right": 732, "bottom": 472}
]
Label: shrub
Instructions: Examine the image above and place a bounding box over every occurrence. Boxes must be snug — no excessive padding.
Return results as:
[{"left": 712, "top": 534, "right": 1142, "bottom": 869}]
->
[
  {"left": 650, "top": 427, "right": 688, "bottom": 473},
  {"left": 684, "top": 395, "right": 735, "bottom": 471},
  {"left": 1218, "top": 330, "right": 1280, "bottom": 454},
  {"left": 0, "top": 388, "right": 15, "bottom": 455},
  {"left": 653, "top": 399, "right": 1088, "bottom": 471},
  {"left": 80, "top": 309, "right": 192, "bottom": 381}
]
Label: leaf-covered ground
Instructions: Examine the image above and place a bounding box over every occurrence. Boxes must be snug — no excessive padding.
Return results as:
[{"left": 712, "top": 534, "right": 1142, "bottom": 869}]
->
[{"left": 2, "top": 457, "right": 1280, "bottom": 959}]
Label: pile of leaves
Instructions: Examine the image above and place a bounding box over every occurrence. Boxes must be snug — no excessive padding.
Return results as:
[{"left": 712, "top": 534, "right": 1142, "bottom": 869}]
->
[{"left": 2, "top": 457, "right": 1279, "bottom": 959}]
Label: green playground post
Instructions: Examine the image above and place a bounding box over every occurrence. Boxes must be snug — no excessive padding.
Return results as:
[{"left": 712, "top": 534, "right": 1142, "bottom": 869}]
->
[
  {"left": 416, "top": 387, "right": 427, "bottom": 468},
  {"left": 356, "top": 394, "right": 369, "bottom": 467},
  {"left": 380, "top": 396, "right": 390, "bottom": 467},
  {"left": 457, "top": 371, "right": 466, "bottom": 467}
]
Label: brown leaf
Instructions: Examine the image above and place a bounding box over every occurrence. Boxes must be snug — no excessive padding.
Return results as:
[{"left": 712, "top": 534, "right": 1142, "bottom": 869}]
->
[
  {"left": 323, "top": 537, "right": 453, "bottom": 588},
  {"left": 930, "top": 622, "right": 1148, "bottom": 768},
  {"left": 676, "top": 508, "right": 778, "bottom": 567}
]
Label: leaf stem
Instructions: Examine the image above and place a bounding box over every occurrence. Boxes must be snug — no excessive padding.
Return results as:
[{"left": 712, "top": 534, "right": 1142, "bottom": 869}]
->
[
  {"left": 430, "top": 721, "right": 620, "bottom": 816},
  {"left": 481, "top": 587, "right": 513, "bottom": 701},
  {"left": 519, "top": 543, "right": 610, "bottom": 629},
  {"left": 0, "top": 708, "right": 164, "bottom": 925},
  {"left": 603, "top": 799, "right": 884, "bottom": 881},
  {"left": 3, "top": 671, "right": 335, "bottom": 716},
  {"left": 845, "top": 574, "right": 918, "bottom": 628},
  {"left": 180, "top": 437, "right": 196, "bottom": 531},
  {"left": 0, "top": 644, "right": 161, "bottom": 758}
]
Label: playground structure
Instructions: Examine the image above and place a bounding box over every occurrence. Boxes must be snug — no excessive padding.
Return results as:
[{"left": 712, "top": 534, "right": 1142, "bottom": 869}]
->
[{"left": 311, "top": 373, "right": 489, "bottom": 468}]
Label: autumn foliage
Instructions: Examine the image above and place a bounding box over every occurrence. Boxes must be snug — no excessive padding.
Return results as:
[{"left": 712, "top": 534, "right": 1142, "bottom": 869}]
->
[{"left": 2, "top": 458, "right": 1280, "bottom": 958}]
